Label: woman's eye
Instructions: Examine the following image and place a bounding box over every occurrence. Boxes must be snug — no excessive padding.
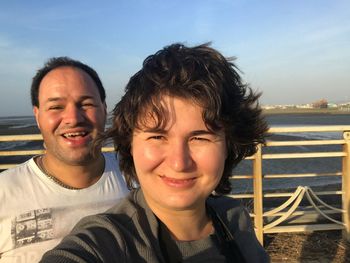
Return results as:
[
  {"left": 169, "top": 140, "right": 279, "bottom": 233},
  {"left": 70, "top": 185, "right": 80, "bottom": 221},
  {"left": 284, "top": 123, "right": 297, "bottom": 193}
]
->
[
  {"left": 149, "top": 135, "right": 164, "bottom": 140},
  {"left": 192, "top": 137, "right": 209, "bottom": 141}
]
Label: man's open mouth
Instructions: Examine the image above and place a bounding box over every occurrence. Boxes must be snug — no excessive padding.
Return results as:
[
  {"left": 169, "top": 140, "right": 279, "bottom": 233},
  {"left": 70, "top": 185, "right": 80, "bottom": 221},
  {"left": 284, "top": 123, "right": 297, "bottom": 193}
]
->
[{"left": 62, "top": 131, "right": 88, "bottom": 138}]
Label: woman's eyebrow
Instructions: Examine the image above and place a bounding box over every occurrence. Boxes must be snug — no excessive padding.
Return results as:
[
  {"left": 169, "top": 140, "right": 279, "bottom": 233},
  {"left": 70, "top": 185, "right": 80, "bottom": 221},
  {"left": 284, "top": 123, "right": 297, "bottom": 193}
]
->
[
  {"left": 191, "top": 130, "right": 215, "bottom": 136},
  {"left": 141, "top": 129, "right": 217, "bottom": 135},
  {"left": 142, "top": 127, "right": 167, "bottom": 133}
]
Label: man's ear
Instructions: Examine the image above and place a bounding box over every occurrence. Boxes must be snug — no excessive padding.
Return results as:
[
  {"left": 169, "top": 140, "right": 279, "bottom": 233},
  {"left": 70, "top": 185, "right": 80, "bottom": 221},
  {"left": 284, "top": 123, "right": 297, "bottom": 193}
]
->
[
  {"left": 103, "top": 101, "right": 107, "bottom": 116},
  {"left": 33, "top": 106, "right": 40, "bottom": 130}
]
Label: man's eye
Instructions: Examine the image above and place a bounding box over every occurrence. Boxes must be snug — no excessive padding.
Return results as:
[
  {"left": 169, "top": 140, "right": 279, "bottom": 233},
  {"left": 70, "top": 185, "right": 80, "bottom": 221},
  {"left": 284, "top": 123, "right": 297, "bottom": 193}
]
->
[
  {"left": 49, "top": 106, "right": 63, "bottom": 110},
  {"left": 82, "top": 103, "right": 95, "bottom": 108}
]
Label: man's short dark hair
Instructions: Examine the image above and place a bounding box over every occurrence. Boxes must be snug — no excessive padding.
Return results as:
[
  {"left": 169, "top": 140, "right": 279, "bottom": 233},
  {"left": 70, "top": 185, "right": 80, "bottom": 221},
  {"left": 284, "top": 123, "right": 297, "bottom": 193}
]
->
[
  {"left": 31, "top": 57, "right": 105, "bottom": 107},
  {"left": 103, "top": 43, "right": 268, "bottom": 194}
]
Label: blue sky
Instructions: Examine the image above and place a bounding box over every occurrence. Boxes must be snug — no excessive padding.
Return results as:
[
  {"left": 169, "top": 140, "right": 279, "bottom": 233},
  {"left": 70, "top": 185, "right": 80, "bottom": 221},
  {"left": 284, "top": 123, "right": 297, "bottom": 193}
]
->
[{"left": 0, "top": 0, "right": 349, "bottom": 117}]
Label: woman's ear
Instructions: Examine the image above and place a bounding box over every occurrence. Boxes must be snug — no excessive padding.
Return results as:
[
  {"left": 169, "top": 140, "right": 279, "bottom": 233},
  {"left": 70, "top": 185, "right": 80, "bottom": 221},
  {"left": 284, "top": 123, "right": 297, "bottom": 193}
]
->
[{"left": 130, "top": 142, "right": 133, "bottom": 156}]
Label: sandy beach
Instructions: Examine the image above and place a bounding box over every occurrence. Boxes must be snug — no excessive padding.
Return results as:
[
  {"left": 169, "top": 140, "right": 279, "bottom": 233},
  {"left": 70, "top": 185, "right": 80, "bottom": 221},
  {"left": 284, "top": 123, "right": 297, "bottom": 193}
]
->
[{"left": 266, "top": 230, "right": 349, "bottom": 262}]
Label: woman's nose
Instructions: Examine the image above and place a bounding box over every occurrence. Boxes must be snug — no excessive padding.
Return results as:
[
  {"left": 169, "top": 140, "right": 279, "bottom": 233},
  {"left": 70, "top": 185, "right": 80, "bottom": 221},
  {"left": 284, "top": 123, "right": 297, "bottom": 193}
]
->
[{"left": 166, "top": 141, "right": 193, "bottom": 172}]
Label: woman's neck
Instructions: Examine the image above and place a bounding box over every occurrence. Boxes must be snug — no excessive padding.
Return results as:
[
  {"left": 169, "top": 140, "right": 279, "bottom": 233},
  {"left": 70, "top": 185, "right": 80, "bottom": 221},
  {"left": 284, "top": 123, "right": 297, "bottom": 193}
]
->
[{"left": 152, "top": 204, "right": 214, "bottom": 241}]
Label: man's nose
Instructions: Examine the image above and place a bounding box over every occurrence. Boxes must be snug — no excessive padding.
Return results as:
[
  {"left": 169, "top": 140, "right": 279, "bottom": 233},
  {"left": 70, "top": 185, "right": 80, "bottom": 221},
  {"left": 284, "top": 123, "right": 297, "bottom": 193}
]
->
[
  {"left": 166, "top": 141, "right": 193, "bottom": 172},
  {"left": 63, "top": 105, "right": 85, "bottom": 125}
]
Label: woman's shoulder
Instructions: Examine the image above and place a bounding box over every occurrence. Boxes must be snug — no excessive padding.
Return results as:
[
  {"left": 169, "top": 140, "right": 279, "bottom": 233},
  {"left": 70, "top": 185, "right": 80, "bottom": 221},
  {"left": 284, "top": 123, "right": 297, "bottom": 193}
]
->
[
  {"left": 84, "top": 189, "right": 146, "bottom": 228},
  {"left": 76, "top": 189, "right": 158, "bottom": 238},
  {"left": 207, "top": 195, "right": 246, "bottom": 218},
  {"left": 206, "top": 195, "right": 253, "bottom": 236},
  {"left": 207, "top": 195, "right": 270, "bottom": 263}
]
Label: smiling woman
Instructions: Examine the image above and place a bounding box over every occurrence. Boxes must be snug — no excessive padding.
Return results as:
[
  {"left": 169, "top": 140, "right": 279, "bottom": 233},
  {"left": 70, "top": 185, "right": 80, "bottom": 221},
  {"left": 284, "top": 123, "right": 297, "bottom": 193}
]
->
[
  {"left": 41, "top": 43, "right": 269, "bottom": 262},
  {"left": 131, "top": 96, "right": 227, "bottom": 221}
]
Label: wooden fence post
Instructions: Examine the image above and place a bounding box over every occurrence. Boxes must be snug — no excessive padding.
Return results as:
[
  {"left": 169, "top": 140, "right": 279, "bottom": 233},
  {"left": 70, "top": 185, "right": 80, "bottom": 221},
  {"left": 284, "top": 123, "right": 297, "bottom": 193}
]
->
[
  {"left": 253, "top": 144, "right": 264, "bottom": 244},
  {"left": 342, "top": 131, "right": 350, "bottom": 241}
]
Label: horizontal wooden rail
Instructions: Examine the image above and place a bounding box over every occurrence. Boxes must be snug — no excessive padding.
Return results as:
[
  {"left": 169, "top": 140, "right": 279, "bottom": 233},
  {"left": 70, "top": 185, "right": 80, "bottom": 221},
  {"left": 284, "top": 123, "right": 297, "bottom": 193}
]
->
[
  {"left": 0, "top": 134, "right": 43, "bottom": 141},
  {"left": 227, "top": 194, "right": 254, "bottom": 199},
  {"left": 250, "top": 209, "right": 344, "bottom": 219},
  {"left": 0, "top": 147, "right": 114, "bottom": 156},
  {"left": 101, "top": 147, "right": 114, "bottom": 152},
  {"left": 263, "top": 151, "right": 346, "bottom": 159},
  {"left": 266, "top": 209, "right": 343, "bottom": 217},
  {"left": 264, "top": 190, "right": 343, "bottom": 198},
  {"left": 264, "top": 223, "right": 344, "bottom": 234},
  {"left": 0, "top": 164, "right": 17, "bottom": 169},
  {"left": 264, "top": 172, "right": 342, "bottom": 179},
  {"left": 231, "top": 175, "right": 254, "bottom": 179},
  {"left": 266, "top": 139, "right": 345, "bottom": 147},
  {"left": 231, "top": 172, "right": 342, "bottom": 180},
  {"left": 228, "top": 190, "right": 343, "bottom": 200},
  {"left": 0, "top": 150, "right": 45, "bottom": 156},
  {"left": 268, "top": 125, "right": 350, "bottom": 133}
]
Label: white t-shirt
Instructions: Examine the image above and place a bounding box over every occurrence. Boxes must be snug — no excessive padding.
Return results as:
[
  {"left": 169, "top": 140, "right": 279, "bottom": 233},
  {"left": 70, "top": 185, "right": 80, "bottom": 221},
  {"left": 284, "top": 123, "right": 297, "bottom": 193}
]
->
[{"left": 0, "top": 153, "right": 129, "bottom": 263}]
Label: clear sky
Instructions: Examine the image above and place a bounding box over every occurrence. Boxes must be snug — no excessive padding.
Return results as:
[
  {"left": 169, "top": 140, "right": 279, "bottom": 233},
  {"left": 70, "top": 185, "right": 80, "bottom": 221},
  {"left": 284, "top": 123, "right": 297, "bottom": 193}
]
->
[{"left": 0, "top": 0, "right": 349, "bottom": 117}]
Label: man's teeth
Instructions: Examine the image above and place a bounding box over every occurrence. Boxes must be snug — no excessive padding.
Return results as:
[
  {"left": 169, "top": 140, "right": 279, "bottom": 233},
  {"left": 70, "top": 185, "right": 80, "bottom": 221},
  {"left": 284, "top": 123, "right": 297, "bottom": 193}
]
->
[{"left": 63, "top": 132, "right": 87, "bottom": 138}]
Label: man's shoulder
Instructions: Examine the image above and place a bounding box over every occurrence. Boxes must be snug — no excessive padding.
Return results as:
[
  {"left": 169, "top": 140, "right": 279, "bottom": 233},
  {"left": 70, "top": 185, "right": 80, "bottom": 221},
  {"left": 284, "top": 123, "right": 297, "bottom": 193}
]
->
[
  {"left": 104, "top": 190, "right": 139, "bottom": 216},
  {"left": 70, "top": 190, "right": 139, "bottom": 233},
  {"left": 0, "top": 158, "right": 35, "bottom": 182},
  {"left": 86, "top": 190, "right": 147, "bottom": 227},
  {"left": 71, "top": 189, "right": 155, "bottom": 241}
]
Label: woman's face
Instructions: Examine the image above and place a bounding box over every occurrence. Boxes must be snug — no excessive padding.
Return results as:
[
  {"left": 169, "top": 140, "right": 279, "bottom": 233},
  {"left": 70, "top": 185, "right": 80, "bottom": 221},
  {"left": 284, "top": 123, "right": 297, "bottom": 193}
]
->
[{"left": 131, "top": 95, "right": 227, "bottom": 214}]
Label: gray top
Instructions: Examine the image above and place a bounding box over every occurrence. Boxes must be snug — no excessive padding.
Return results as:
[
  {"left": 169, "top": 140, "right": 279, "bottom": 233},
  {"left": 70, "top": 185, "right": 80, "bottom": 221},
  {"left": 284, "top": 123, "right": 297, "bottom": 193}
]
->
[
  {"left": 40, "top": 189, "right": 269, "bottom": 262},
  {"left": 174, "top": 235, "right": 226, "bottom": 262}
]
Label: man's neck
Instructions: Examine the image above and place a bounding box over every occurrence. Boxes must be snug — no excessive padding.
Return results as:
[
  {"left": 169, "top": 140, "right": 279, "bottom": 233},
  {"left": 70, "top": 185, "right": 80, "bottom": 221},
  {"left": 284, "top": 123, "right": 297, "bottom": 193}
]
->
[{"left": 38, "top": 153, "right": 105, "bottom": 189}]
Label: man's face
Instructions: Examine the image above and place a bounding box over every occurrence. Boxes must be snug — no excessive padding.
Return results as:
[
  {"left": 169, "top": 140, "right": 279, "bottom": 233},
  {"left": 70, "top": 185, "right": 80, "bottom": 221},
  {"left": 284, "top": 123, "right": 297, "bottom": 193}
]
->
[{"left": 33, "top": 66, "right": 107, "bottom": 165}]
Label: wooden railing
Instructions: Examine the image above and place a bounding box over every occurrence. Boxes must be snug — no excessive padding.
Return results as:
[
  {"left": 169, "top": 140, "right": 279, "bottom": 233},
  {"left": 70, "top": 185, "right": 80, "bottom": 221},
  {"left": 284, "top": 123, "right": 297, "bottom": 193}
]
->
[
  {"left": 227, "top": 125, "right": 350, "bottom": 244},
  {"left": 0, "top": 134, "right": 114, "bottom": 170},
  {"left": 1, "top": 126, "right": 350, "bottom": 245}
]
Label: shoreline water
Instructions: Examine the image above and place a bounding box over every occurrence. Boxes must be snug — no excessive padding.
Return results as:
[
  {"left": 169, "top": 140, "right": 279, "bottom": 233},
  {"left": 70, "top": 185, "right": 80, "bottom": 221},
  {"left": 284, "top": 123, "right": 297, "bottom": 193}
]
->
[{"left": 263, "top": 108, "right": 350, "bottom": 115}]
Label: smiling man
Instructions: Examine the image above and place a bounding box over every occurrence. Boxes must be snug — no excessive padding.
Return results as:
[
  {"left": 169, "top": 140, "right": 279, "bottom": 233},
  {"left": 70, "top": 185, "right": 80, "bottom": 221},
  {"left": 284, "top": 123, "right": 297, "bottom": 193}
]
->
[
  {"left": 33, "top": 65, "right": 107, "bottom": 188},
  {"left": 0, "top": 57, "right": 129, "bottom": 263}
]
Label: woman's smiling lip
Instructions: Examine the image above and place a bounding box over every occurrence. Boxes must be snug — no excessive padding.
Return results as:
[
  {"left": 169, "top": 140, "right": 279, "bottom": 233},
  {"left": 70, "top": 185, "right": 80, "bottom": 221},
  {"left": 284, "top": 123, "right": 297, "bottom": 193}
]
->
[{"left": 159, "top": 175, "right": 197, "bottom": 188}]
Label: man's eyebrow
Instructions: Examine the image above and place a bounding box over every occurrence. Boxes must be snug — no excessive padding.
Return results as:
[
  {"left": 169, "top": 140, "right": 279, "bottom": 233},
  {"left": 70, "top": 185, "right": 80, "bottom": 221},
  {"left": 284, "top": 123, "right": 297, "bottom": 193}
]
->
[
  {"left": 46, "top": 97, "right": 63, "bottom": 102},
  {"left": 45, "top": 95, "right": 96, "bottom": 102},
  {"left": 80, "top": 95, "right": 97, "bottom": 100}
]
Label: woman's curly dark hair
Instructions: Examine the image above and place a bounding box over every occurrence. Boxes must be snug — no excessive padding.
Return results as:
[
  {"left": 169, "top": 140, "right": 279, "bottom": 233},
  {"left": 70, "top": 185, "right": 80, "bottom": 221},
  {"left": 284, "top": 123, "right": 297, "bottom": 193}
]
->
[{"left": 101, "top": 43, "right": 268, "bottom": 195}]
